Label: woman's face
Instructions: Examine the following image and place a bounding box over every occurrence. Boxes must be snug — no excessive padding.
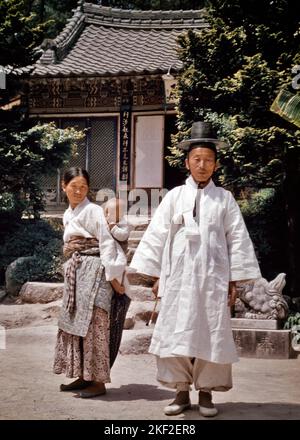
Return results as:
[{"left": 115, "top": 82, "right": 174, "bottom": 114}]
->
[{"left": 62, "top": 176, "right": 89, "bottom": 208}]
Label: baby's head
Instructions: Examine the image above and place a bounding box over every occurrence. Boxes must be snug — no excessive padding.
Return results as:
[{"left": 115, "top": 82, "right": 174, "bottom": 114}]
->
[{"left": 104, "top": 197, "right": 126, "bottom": 224}]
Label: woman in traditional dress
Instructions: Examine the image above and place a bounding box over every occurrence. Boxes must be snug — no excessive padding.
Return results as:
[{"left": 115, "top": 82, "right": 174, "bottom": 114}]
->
[{"left": 53, "top": 167, "right": 126, "bottom": 398}]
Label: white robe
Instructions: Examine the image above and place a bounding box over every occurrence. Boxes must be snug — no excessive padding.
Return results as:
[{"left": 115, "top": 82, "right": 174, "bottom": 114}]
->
[
  {"left": 130, "top": 177, "right": 261, "bottom": 364},
  {"left": 64, "top": 198, "right": 126, "bottom": 282}
]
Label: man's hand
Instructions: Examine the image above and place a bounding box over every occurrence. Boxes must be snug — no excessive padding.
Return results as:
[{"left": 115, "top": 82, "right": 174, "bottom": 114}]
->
[
  {"left": 152, "top": 278, "right": 159, "bottom": 298},
  {"left": 110, "top": 278, "right": 125, "bottom": 295},
  {"left": 228, "top": 281, "right": 238, "bottom": 307}
]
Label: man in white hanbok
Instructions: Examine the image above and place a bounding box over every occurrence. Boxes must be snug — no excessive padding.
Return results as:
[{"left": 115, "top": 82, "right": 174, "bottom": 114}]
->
[{"left": 130, "top": 122, "right": 261, "bottom": 417}]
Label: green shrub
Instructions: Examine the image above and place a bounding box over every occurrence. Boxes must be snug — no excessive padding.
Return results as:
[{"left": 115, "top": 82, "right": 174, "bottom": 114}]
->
[
  {"left": 0, "top": 192, "right": 26, "bottom": 234},
  {"left": 240, "top": 188, "right": 288, "bottom": 284},
  {"left": 284, "top": 312, "right": 300, "bottom": 343},
  {"left": 11, "top": 238, "right": 64, "bottom": 284},
  {"left": 0, "top": 218, "right": 63, "bottom": 284}
]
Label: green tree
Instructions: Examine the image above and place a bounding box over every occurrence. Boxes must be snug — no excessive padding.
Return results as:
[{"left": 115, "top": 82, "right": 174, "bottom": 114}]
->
[
  {"left": 0, "top": 0, "right": 78, "bottom": 67},
  {"left": 0, "top": 0, "right": 83, "bottom": 231},
  {"left": 168, "top": 0, "right": 300, "bottom": 295},
  {"left": 0, "top": 114, "right": 84, "bottom": 230}
]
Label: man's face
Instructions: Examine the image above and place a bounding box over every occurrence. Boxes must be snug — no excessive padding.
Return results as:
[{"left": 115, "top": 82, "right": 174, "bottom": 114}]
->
[{"left": 185, "top": 147, "right": 217, "bottom": 184}]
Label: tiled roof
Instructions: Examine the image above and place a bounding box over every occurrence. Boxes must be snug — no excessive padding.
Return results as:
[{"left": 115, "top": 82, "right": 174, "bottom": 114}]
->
[{"left": 31, "top": 2, "right": 208, "bottom": 77}]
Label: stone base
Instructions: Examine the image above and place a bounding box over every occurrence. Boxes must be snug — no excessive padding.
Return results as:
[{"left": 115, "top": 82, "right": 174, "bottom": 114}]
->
[
  {"left": 231, "top": 318, "right": 280, "bottom": 330},
  {"left": 233, "top": 329, "right": 297, "bottom": 359}
]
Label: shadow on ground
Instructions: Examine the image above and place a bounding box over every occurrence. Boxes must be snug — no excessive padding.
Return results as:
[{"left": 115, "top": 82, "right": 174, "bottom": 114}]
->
[
  {"left": 76, "top": 383, "right": 175, "bottom": 402},
  {"left": 181, "top": 402, "right": 300, "bottom": 420}
]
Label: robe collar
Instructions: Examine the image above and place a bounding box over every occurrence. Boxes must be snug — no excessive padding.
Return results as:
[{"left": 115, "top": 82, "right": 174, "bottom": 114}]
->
[
  {"left": 64, "top": 197, "right": 90, "bottom": 224},
  {"left": 186, "top": 175, "right": 215, "bottom": 194}
]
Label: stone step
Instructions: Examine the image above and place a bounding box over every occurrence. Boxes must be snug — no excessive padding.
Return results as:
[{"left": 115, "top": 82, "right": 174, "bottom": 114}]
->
[
  {"left": 129, "top": 230, "right": 146, "bottom": 239},
  {"left": 127, "top": 271, "right": 156, "bottom": 287},
  {"left": 127, "top": 239, "right": 141, "bottom": 249},
  {"left": 127, "top": 285, "right": 154, "bottom": 301},
  {"left": 124, "top": 299, "right": 159, "bottom": 329},
  {"left": 231, "top": 318, "right": 280, "bottom": 330}
]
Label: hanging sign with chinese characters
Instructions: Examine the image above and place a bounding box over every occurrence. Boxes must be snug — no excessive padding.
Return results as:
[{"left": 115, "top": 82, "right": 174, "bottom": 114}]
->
[{"left": 119, "top": 106, "right": 131, "bottom": 185}]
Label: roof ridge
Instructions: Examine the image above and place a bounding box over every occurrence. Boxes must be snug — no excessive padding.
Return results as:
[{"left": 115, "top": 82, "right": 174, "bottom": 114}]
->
[
  {"left": 83, "top": 2, "right": 207, "bottom": 29},
  {"left": 38, "top": 2, "right": 86, "bottom": 64},
  {"left": 33, "top": 1, "right": 209, "bottom": 72}
]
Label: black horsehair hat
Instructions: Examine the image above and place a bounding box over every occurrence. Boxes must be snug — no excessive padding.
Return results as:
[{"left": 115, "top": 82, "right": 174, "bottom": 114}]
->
[{"left": 177, "top": 121, "right": 228, "bottom": 151}]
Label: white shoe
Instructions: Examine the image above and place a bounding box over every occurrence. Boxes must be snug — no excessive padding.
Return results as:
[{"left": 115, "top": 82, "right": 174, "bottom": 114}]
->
[
  {"left": 199, "top": 405, "right": 218, "bottom": 417},
  {"left": 164, "top": 401, "right": 191, "bottom": 416},
  {"left": 164, "top": 391, "right": 191, "bottom": 416},
  {"left": 198, "top": 391, "right": 218, "bottom": 417}
]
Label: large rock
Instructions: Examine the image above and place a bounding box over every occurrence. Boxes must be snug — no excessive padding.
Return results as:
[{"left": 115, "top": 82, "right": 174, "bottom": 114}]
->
[
  {"left": 5, "top": 257, "right": 33, "bottom": 296},
  {"left": 124, "top": 300, "right": 160, "bottom": 329},
  {"left": 120, "top": 328, "right": 153, "bottom": 354},
  {"left": 18, "top": 282, "right": 63, "bottom": 304}
]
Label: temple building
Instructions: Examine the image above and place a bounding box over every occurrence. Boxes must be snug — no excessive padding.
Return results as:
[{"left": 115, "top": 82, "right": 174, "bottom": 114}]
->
[{"left": 26, "top": 1, "right": 207, "bottom": 207}]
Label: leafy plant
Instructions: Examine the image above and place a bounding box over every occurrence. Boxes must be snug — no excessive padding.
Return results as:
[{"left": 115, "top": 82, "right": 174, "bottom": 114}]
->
[
  {"left": 0, "top": 121, "right": 84, "bottom": 232},
  {"left": 284, "top": 312, "right": 300, "bottom": 343},
  {"left": 271, "top": 89, "right": 300, "bottom": 129},
  {"left": 239, "top": 188, "right": 288, "bottom": 283},
  {"left": 0, "top": 218, "right": 63, "bottom": 283},
  {"left": 11, "top": 238, "right": 64, "bottom": 285}
]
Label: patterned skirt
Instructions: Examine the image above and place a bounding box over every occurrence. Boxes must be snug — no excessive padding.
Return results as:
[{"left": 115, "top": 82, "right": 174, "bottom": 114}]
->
[{"left": 53, "top": 307, "right": 110, "bottom": 383}]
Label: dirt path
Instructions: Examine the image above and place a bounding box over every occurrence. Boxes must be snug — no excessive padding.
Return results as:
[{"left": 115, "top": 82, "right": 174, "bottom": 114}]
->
[{"left": 1, "top": 300, "right": 300, "bottom": 420}]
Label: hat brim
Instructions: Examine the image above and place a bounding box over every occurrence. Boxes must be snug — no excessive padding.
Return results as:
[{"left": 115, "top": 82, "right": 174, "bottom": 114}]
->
[{"left": 177, "top": 138, "right": 228, "bottom": 151}]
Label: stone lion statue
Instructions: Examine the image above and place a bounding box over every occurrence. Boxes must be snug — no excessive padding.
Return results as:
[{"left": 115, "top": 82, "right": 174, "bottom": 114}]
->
[{"left": 234, "top": 273, "right": 289, "bottom": 320}]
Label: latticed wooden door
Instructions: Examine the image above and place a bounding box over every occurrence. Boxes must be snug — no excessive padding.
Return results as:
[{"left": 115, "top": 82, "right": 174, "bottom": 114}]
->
[
  {"left": 88, "top": 118, "right": 117, "bottom": 196},
  {"left": 39, "top": 117, "right": 117, "bottom": 208}
]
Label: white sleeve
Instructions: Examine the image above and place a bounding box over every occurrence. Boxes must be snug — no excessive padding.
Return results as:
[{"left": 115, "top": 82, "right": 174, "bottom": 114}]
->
[
  {"left": 130, "top": 191, "right": 174, "bottom": 278},
  {"left": 224, "top": 192, "right": 261, "bottom": 281},
  {"left": 110, "top": 223, "right": 130, "bottom": 242}
]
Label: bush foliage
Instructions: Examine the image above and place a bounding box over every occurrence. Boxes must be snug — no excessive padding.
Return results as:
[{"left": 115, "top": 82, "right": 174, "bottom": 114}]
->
[{"left": 0, "top": 219, "right": 63, "bottom": 285}]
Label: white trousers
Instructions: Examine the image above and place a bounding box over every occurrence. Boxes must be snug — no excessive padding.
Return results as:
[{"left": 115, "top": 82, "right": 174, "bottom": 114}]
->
[{"left": 156, "top": 356, "right": 232, "bottom": 392}]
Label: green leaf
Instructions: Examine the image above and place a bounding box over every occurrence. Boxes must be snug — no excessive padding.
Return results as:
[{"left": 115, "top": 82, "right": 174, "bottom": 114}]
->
[{"left": 271, "top": 89, "right": 300, "bottom": 128}]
